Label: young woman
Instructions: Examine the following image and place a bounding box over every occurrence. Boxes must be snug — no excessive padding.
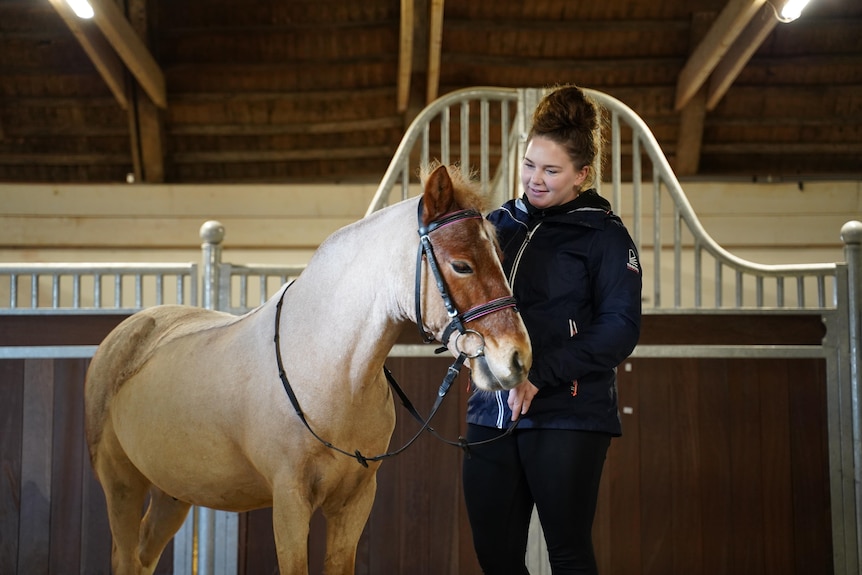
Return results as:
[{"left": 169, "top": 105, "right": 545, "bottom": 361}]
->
[{"left": 462, "top": 85, "right": 642, "bottom": 575}]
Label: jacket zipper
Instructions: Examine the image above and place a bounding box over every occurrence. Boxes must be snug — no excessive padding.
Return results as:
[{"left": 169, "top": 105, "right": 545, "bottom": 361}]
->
[
  {"left": 507, "top": 222, "right": 541, "bottom": 288},
  {"left": 496, "top": 220, "right": 541, "bottom": 428}
]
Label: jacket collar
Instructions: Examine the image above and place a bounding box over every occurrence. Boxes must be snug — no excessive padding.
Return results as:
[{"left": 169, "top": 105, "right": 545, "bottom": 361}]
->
[{"left": 517, "top": 189, "right": 612, "bottom": 220}]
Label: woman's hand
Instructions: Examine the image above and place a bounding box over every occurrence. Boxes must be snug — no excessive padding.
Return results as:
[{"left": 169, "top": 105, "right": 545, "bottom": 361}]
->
[{"left": 507, "top": 380, "right": 539, "bottom": 421}]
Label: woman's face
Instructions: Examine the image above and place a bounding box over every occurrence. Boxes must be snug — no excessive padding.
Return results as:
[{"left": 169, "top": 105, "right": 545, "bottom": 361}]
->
[{"left": 520, "top": 136, "right": 589, "bottom": 209}]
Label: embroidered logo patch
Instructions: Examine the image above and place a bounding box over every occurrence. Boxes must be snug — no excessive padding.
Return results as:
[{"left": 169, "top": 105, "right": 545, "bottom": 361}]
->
[{"left": 627, "top": 248, "right": 640, "bottom": 274}]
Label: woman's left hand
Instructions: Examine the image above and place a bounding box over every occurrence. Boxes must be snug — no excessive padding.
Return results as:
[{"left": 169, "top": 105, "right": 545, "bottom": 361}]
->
[{"left": 507, "top": 380, "right": 539, "bottom": 421}]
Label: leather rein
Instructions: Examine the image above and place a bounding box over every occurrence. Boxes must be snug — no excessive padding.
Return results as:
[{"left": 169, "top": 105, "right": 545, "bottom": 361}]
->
[{"left": 273, "top": 198, "right": 521, "bottom": 467}]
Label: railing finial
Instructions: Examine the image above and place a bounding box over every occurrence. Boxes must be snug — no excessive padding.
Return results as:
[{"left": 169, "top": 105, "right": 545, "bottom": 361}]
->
[
  {"left": 841, "top": 220, "right": 862, "bottom": 246},
  {"left": 200, "top": 220, "right": 225, "bottom": 311},
  {"left": 200, "top": 220, "right": 225, "bottom": 245}
]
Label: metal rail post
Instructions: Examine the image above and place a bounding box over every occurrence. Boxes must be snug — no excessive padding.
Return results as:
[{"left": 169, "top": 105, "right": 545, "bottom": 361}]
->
[
  {"left": 841, "top": 220, "right": 862, "bottom": 573},
  {"left": 201, "top": 220, "right": 225, "bottom": 312}
]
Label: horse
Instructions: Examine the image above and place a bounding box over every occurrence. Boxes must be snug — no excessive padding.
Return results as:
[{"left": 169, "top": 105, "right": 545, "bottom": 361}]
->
[{"left": 84, "top": 164, "right": 532, "bottom": 575}]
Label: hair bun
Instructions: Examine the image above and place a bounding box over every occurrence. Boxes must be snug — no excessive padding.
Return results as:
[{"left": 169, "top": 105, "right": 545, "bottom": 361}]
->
[{"left": 532, "top": 85, "right": 598, "bottom": 134}]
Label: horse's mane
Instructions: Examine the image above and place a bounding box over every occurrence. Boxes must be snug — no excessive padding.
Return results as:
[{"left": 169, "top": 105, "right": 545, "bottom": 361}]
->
[
  {"left": 308, "top": 163, "right": 487, "bottom": 273},
  {"left": 419, "top": 162, "right": 487, "bottom": 213}
]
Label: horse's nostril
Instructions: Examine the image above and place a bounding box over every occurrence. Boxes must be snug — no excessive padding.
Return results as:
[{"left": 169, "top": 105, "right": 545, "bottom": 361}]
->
[{"left": 512, "top": 350, "right": 524, "bottom": 373}]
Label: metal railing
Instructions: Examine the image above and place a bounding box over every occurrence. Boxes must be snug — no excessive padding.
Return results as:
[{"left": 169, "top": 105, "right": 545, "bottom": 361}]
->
[
  {"left": 0, "top": 261, "right": 197, "bottom": 313},
  {"left": 365, "top": 86, "right": 841, "bottom": 312},
  {"left": 364, "top": 87, "right": 521, "bottom": 217}
]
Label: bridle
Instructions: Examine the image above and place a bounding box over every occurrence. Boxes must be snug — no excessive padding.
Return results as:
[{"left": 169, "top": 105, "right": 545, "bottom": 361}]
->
[
  {"left": 414, "top": 199, "right": 518, "bottom": 355},
  {"left": 273, "top": 197, "right": 522, "bottom": 467}
]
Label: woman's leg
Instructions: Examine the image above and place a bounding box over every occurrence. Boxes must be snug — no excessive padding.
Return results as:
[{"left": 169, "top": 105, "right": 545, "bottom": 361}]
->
[
  {"left": 462, "top": 424, "right": 534, "bottom": 575},
  {"left": 519, "top": 429, "right": 611, "bottom": 575}
]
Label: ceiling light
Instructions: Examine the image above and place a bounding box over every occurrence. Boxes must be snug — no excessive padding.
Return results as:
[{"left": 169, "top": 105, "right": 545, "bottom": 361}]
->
[
  {"left": 65, "top": 0, "right": 94, "bottom": 19},
  {"left": 778, "top": 0, "right": 811, "bottom": 22}
]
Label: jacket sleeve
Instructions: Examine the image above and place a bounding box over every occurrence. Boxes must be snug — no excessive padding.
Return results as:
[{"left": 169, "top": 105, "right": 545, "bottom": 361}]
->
[{"left": 528, "top": 222, "right": 642, "bottom": 387}]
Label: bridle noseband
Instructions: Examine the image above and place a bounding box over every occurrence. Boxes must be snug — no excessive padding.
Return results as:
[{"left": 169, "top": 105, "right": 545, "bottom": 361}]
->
[{"left": 273, "top": 197, "right": 522, "bottom": 467}]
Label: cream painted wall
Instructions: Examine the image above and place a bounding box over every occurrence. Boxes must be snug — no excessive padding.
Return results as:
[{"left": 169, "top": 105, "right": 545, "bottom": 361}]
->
[
  {"left": 1, "top": 179, "right": 859, "bottom": 309},
  {"left": 606, "top": 179, "right": 860, "bottom": 307},
  {"left": 2, "top": 180, "right": 857, "bottom": 256}
]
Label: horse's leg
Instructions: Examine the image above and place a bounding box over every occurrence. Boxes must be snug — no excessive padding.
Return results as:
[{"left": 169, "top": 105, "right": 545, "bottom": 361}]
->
[
  {"left": 138, "top": 487, "right": 192, "bottom": 574},
  {"left": 272, "top": 484, "right": 313, "bottom": 575},
  {"left": 321, "top": 474, "right": 378, "bottom": 575},
  {"left": 93, "top": 422, "right": 151, "bottom": 575}
]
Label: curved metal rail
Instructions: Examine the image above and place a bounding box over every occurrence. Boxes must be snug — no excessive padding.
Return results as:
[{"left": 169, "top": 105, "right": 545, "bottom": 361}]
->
[{"left": 366, "top": 86, "right": 840, "bottom": 311}]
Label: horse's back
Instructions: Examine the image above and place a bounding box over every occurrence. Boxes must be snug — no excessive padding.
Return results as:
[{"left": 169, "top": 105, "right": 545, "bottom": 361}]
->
[{"left": 84, "top": 305, "right": 236, "bottom": 458}]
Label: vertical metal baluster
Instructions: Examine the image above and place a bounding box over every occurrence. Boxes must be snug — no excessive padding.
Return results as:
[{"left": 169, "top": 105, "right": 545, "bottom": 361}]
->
[
  {"left": 135, "top": 274, "right": 143, "bottom": 309},
  {"left": 52, "top": 274, "right": 60, "bottom": 308},
  {"left": 31, "top": 274, "right": 38, "bottom": 308},
  {"left": 73, "top": 274, "right": 81, "bottom": 309},
  {"left": 114, "top": 274, "right": 122, "bottom": 308},
  {"left": 776, "top": 276, "right": 785, "bottom": 308}
]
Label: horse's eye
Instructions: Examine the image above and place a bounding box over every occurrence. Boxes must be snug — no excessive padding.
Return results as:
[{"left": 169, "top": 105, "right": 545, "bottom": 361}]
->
[{"left": 451, "top": 261, "right": 474, "bottom": 274}]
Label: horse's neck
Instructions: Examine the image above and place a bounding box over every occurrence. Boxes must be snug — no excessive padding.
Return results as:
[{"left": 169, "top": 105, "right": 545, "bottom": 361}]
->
[{"left": 277, "top": 201, "right": 417, "bottom": 385}]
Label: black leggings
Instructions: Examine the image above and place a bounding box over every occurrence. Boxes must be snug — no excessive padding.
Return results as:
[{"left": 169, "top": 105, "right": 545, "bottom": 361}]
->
[{"left": 462, "top": 425, "right": 611, "bottom": 575}]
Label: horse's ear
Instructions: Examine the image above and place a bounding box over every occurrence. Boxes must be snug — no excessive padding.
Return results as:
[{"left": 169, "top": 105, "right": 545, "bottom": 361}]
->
[{"left": 422, "top": 165, "right": 459, "bottom": 226}]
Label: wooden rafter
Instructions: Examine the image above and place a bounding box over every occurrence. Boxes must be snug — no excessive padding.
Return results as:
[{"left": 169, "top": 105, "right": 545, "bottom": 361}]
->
[
  {"left": 126, "top": 0, "right": 165, "bottom": 182},
  {"left": 89, "top": 0, "right": 166, "bottom": 108},
  {"left": 706, "top": 3, "right": 778, "bottom": 110},
  {"left": 47, "top": 0, "right": 128, "bottom": 110},
  {"left": 674, "top": 0, "right": 766, "bottom": 111},
  {"left": 672, "top": 0, "right": 795, "bottom": 175},
  {"left": 674, "top": 13, "right": 714, "bottom": 177},
  {"left": 426, "top": 0, "right": 444, "bottom": 104},
  {"left": 397, "top": 0, "right": 414, "bottom": 113}
]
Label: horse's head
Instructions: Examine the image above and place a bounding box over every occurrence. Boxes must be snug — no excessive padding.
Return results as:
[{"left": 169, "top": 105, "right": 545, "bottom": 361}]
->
[{"left": 416, "top": 164, "right": 532, "bottom": 391}]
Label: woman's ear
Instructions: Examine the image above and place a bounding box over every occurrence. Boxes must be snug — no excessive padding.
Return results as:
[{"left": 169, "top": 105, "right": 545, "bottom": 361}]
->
[{"left": 574, "top": 164, "right": 590, "bottom": 189}]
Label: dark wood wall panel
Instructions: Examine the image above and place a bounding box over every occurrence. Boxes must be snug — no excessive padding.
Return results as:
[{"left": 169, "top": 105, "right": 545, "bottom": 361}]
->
[
  {"left": 599, "top": 357, "right": 832, "bottom": 575},
  {"left": 18, "top": 358, "right": 54, "bottom": 574},
  {"left": 0, "top": 314, "right": 834, "bottom": 574},
  {"left": 0, "top": 359, "right": 25, "bottom": 572},
  {"left": 50, "top": 359, "right": 84, "bottom": 573},
  {"left": 0, "top": 357, "right": 173, "bottom": 575}
]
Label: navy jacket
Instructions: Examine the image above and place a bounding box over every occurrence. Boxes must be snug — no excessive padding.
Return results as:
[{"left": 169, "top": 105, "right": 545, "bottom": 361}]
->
[{"left": 466, "top": 190, "right": 642, "bottom": 435}]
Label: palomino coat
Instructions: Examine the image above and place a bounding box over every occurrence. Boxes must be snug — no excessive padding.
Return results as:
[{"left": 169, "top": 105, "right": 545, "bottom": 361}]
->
[{"left": 466, "top": 190, "right": 642, "bottom": 435}]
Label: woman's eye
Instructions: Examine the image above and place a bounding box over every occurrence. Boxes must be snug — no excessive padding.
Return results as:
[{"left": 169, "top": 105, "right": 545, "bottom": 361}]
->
[{"left": 451, "top": 261, "right": 473, "bottom": 274}]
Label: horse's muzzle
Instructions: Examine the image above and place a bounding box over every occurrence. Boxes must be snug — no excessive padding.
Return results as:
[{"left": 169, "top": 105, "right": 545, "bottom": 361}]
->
[{"left": 469, "top": 348, "right": 530, "bottom": 391}]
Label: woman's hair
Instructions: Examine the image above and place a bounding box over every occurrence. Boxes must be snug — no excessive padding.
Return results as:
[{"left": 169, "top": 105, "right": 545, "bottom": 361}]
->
[{"left": 528, "top": 85, "right": 603, "bottom": 189}]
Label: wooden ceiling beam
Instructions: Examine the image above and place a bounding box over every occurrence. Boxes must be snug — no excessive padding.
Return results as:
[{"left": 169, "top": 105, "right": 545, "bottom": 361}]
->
[
  {"left": 674, "top": 12, "right": 714, "bottom": 177},
  {"left": 126, "top": 0, "right": 165, "bottom": 183},
  {"left": 426, "top": 0, "right": 444, "bottom": 104},
  {"left": 171, "top": 117, "right": 405, "bottom": 136},
  {"left": 396, "top": 0, "right": 414, "bottom": 113},
  {"left": 706, "top": 4, "right": 777, "bottom": 110},
  {"left": 674, "top": 0, "right": 766, "bottom": 111},
  {"left": 89, "top": 0, "right": 166, "bottom": 108},
  {"left": 47, "top": 0, "right": 128, "bottom": 110},
  {"left": 172, "top": 147, "right": 396, "bottom": 164}
]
